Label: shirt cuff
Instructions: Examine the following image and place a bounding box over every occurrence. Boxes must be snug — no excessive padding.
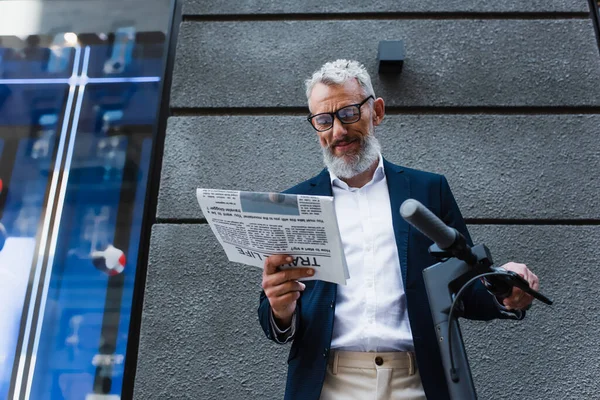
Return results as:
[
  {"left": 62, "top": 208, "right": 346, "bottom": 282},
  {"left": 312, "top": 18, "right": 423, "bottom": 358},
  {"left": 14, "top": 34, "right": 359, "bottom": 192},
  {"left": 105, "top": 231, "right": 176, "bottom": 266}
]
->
[
  {"left": 269, "top": 311, "right": 296, "bottom": 344},
  {"left": 492, "top": 296, "right": 525, "bottom": 320}
]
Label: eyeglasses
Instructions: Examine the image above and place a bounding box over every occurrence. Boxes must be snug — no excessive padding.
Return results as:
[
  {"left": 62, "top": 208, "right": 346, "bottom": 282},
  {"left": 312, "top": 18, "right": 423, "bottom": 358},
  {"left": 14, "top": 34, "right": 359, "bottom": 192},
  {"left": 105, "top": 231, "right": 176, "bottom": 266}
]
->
[{"left": 307, "top": 95, "right": 374, "bottom": 132}]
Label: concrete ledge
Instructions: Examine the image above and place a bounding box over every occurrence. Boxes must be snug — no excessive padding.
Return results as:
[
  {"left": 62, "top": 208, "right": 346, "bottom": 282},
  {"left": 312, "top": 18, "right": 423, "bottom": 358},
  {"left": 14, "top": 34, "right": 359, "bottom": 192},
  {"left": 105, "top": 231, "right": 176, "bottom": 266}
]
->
[{"left": 183, "top": 0, "right": 589, "bottom": 15}]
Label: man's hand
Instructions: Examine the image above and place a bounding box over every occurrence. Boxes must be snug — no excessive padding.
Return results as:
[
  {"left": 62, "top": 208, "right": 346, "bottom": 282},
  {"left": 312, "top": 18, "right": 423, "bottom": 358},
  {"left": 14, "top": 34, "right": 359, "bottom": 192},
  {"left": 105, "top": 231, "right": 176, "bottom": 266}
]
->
[
  {"left": 262, "top": 254, "right": 314, "bottom": 330},
  {"left": 500, "top": 262, "right": 539, "bottom": 310}
]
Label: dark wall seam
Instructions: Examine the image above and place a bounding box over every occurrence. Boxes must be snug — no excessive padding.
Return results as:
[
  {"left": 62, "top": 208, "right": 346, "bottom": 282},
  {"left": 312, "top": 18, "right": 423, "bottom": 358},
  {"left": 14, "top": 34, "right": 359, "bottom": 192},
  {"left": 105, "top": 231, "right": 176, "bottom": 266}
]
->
[
  {"left": 155, "top": 218, "right": 209, "bottom": 225},
  {"left": 171, "top": 106, "right": 600, "bottom": 117},
  {"left": 465, "top": 219, "right": 600, "bottom": 226},
  {"left": 154, "top": 219, "right": 600, "bottom": 226}
]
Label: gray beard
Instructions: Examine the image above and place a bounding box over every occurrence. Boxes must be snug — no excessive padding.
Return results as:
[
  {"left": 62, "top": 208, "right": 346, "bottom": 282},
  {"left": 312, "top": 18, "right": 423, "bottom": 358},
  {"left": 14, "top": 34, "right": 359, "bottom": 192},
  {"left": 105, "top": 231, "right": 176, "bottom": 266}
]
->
[{"left": 322, "top": 134, "right": 382, "bottom": 179}]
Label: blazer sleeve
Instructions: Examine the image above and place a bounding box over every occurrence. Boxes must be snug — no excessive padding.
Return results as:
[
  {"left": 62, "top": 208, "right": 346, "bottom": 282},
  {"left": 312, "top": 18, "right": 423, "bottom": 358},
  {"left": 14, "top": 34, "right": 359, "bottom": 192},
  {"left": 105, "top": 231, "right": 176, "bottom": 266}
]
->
[
  {"left": 258, "top": 290, "right": 295, "bottom": 343},
  {"left": 439, "top": 175, "right": 524, "bottom": 321},
  {"left": 258, "top": 289, "right": 302, "bottom": 344},
  {"left": 258, "top": 291, "right": 276, "bottom": 341}
]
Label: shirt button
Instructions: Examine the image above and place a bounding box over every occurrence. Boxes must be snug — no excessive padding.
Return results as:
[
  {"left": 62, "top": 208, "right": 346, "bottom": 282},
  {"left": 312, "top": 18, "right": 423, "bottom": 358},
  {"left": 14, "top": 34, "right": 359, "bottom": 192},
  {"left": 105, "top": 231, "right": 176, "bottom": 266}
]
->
[
  {"left": 330, "top": 301, "right": 335, "bottom": 309},
  {"left": 375, "top": 356, "right": 383, "bottom": 366}
]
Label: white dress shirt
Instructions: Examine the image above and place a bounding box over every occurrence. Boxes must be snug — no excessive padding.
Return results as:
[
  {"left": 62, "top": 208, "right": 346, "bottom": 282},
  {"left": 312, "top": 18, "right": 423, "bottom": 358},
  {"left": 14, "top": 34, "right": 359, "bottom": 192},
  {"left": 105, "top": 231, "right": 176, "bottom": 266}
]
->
[{"left": 329, "top": 155, "right": 413, "bottom": 352}]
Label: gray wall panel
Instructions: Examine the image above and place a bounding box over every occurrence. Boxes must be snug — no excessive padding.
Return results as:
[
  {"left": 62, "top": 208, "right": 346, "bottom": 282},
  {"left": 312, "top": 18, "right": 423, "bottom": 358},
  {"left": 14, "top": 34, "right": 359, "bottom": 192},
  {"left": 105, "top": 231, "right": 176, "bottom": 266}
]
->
[
  {"left": 183, "top": 0, "right": 589, "bottom": 15},
  {"left": 171, "top": 20, "right": 600, "bottom": 108},
  {"left": 157, "top": 115, "right": 600, "bottom": 220},
  {"left": 156, "top": 116, "right": 322, "bottom": 220},
  {"left": 136, "top": 223, "right": 600, "bottom": 399},
  {"left": 464, "top": 225, "right": 600, "bottom": 399},
  {"left": 134, "top": 224, "right": 287, "bottom": 400}
]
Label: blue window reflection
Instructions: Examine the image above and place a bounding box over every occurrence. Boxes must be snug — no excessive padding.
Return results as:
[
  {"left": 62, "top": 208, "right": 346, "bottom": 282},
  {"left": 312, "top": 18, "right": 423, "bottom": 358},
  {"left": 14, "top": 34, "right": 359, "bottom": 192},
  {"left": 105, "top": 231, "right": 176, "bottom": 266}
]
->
[{"left": 0, "top": 9, "right": 169, "bottom": 398}]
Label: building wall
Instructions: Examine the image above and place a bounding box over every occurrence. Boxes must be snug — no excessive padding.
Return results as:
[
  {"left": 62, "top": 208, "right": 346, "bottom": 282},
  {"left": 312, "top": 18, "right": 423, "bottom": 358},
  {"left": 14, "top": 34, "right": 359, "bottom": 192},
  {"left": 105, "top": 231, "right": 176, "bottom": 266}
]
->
[{"left": 135, "top": 1, "right": 600, "bottom": 398}]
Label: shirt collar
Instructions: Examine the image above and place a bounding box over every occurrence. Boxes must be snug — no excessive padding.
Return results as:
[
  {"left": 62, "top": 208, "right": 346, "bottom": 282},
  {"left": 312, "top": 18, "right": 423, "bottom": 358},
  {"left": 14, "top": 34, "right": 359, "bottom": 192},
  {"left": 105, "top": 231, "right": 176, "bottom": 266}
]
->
[{"left": 329, "top": 154, "right": 385, "bottom": 190}]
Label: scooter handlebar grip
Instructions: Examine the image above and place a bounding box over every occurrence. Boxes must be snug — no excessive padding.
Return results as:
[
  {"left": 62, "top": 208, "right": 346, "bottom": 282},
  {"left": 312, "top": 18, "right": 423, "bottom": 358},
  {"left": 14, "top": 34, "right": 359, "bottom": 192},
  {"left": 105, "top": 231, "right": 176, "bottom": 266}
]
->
[{"left": 400, "top": 199, "right": 456, "bottom": 249}]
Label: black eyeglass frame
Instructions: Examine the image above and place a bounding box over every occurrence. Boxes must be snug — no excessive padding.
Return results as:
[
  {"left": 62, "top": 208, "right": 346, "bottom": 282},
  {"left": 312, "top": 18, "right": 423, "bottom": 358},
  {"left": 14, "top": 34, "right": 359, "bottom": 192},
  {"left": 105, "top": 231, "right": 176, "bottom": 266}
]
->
[{"left": 307, "top": 95, "right": 375, "bottom": 132}]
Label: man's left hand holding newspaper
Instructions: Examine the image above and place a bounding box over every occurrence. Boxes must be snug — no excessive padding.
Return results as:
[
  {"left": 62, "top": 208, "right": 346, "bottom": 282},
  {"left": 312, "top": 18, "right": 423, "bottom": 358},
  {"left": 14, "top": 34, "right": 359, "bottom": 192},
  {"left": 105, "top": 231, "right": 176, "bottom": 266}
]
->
[{"left": 261, "top": 254, "right": 314, "bottom": 330}]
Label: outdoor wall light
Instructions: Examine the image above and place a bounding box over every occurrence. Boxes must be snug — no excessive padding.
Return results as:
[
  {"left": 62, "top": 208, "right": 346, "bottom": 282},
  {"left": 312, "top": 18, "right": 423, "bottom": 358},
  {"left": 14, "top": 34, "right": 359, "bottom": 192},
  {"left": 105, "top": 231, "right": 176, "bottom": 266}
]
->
[{"left": 377, "top": 40, "right": 404, "bottom": 74}]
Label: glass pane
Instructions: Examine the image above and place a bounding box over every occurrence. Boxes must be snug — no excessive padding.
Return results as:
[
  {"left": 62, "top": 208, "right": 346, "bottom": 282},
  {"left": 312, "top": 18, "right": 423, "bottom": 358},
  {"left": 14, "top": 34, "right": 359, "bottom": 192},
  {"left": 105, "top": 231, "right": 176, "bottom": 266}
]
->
[
  {"left": 0, "top": 1, "right": 173, "bottom": 398},
  {"left": 0, "top": 83, "right": 70, "bottom": 400}
]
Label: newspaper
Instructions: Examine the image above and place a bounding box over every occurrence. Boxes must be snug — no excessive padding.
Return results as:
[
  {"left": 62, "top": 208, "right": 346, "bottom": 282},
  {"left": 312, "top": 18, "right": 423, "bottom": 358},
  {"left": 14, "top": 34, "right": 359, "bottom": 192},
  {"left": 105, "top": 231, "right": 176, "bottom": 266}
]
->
[{"left": 196, "top": 188, "right": 349, "bottom": 285}]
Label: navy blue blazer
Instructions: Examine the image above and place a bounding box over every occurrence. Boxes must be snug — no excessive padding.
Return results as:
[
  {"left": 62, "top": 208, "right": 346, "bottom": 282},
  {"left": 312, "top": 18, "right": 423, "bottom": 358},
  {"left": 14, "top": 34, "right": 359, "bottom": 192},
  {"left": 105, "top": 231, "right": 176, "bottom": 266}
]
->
[{"left": 258, "top": 159, "right": 519, "bottom": 400}]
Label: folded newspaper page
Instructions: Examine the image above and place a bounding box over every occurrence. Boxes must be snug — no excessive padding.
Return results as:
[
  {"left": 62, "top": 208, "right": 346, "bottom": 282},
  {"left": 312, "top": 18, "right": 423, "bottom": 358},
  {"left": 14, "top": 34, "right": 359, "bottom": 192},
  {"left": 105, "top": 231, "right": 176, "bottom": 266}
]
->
[{"left": 196, "top": 188, "right": 349, "bottom": 285}]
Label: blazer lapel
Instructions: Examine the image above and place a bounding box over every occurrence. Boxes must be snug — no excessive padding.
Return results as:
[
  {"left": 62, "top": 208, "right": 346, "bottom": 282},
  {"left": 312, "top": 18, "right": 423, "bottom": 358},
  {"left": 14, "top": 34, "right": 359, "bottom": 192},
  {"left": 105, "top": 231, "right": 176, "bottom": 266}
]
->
[
  {"left": 299, "top": 168, "right": 337, "bottom": 309},
  {"left": 383, "top": 159, "right": 411, "bottom": 288},
  {"left": 305, "top": 168, "right": 333, "bottom": 197}
]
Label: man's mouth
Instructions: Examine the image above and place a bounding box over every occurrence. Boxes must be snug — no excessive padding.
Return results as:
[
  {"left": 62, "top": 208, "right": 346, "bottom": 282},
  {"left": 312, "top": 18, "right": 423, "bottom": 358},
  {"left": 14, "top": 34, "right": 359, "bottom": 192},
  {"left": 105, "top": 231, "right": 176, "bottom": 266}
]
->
[{"left": 332, "top": 139, "right": 358, "bottom": 152}]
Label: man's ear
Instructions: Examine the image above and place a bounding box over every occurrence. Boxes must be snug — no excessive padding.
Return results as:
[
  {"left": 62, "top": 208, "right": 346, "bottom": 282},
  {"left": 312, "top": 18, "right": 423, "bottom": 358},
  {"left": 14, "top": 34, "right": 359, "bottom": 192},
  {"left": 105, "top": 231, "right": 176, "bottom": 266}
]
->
[{"left": 372, "top": 97, "right": 385, "bottom": 126}]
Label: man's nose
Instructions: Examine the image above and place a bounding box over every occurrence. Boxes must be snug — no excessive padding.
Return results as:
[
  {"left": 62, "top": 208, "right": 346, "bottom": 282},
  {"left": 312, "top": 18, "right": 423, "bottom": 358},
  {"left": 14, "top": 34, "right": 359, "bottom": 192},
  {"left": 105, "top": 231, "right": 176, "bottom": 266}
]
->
[{"left": 331, "top": 117, "right": 348, "bottom": 141}]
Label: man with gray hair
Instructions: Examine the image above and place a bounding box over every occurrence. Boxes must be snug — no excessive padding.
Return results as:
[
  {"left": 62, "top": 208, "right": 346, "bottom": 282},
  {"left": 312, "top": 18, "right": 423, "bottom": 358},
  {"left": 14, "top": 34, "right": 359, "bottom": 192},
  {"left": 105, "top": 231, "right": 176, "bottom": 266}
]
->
[{"left": 258, "top": 59, "right": 539, "bottom": 400}]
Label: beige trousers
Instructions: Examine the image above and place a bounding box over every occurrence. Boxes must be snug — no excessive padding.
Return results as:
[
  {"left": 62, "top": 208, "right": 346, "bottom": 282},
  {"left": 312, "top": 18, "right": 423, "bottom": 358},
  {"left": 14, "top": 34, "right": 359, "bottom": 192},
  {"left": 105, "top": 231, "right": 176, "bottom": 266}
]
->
[{"left": 320, "top": 351, "right": 426, "bottom": 400}]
